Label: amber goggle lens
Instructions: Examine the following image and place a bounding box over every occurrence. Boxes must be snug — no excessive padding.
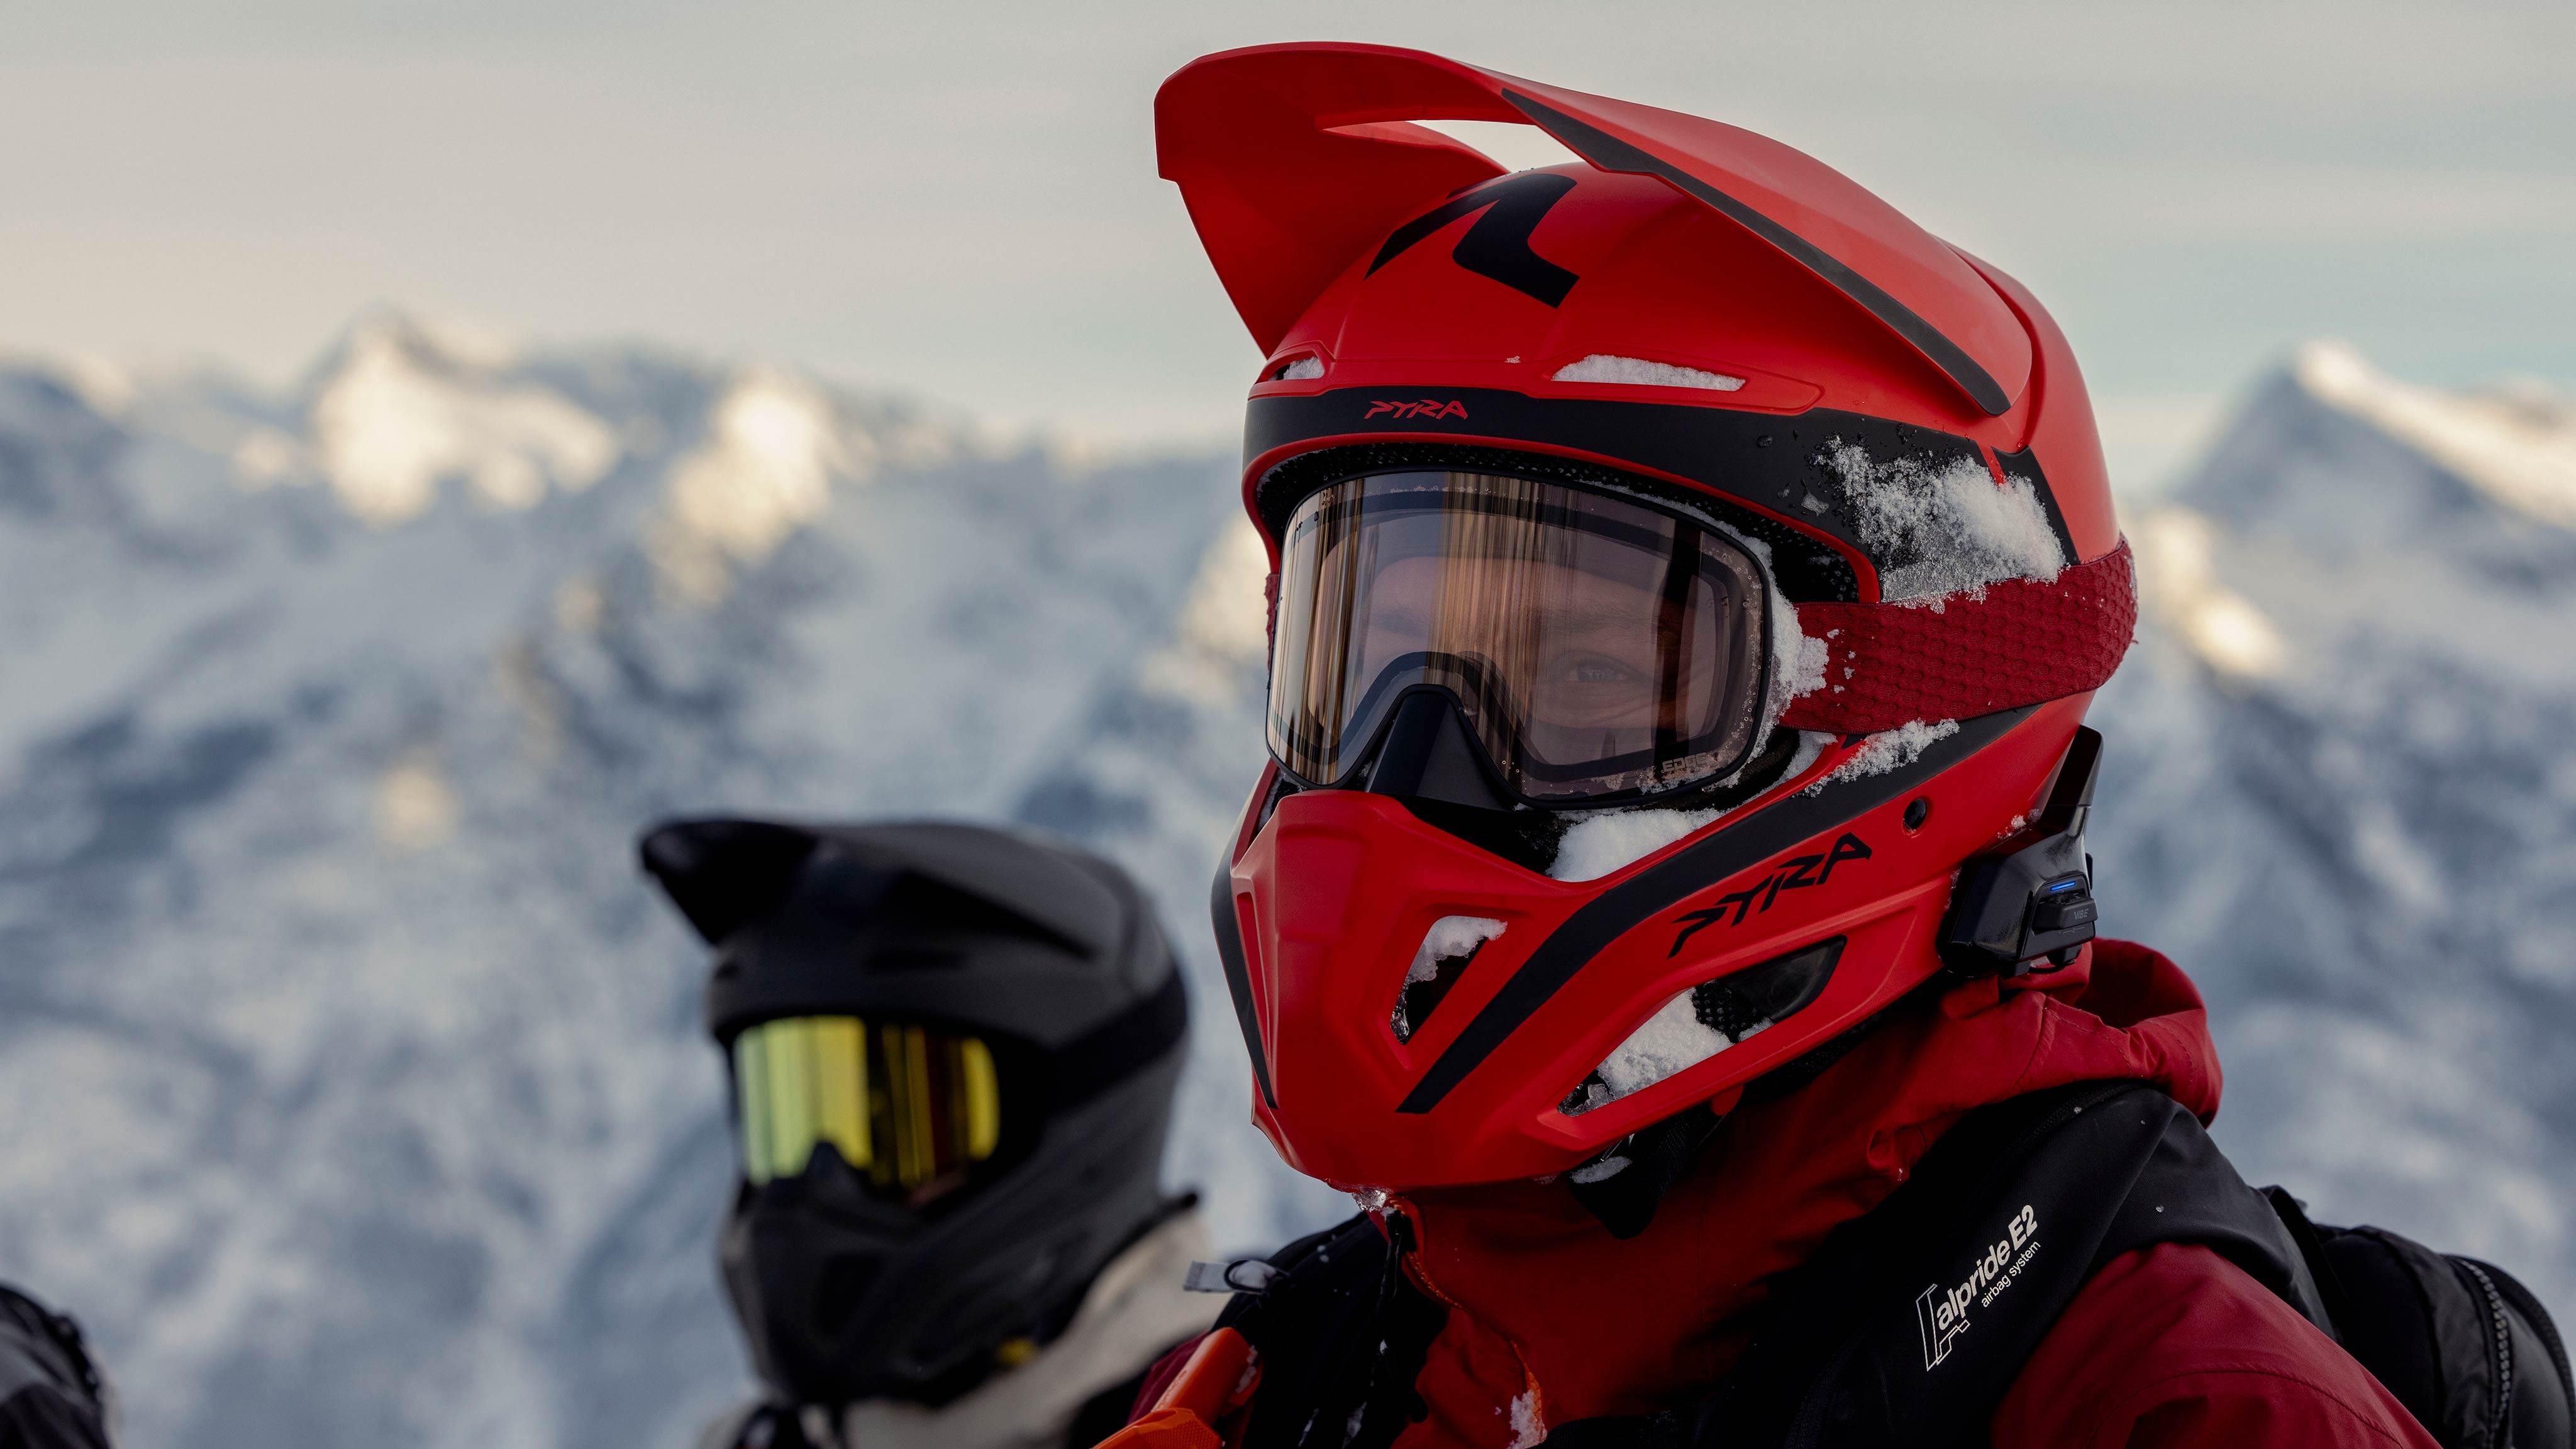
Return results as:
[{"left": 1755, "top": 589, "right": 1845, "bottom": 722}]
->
[
  {"left": 1268, "top": 470, "right": 1770, "bottom": 802},
  {"left": 731, "top": 1016, "right": 1002, "bottom": 1196}
]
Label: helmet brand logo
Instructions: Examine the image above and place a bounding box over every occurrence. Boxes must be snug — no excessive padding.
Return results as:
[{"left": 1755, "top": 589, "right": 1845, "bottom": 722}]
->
[
  {"left": 1917, "top": 1203, "right": 2041, "bottom": 1369},
  {"left": 1363, "top": 399, "right": 1471, "bottom": 421},
  {"left": 1667, "top": 831, "right": 1872, "bottom": 957},
  {"left": 1366, "top": 172, "right": 1581, "bottom": 308}
]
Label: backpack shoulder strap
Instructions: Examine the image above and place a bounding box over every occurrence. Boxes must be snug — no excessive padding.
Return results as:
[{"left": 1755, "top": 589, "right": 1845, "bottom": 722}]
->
[
  {"left": 1762, "top": 1079, "right": 2326, "bottom": 1447},
  {"left": 2085, "top": 1088, "right": 2333, "bottom": 1328},
  {"left": 1553, "top": 1079, "right": 2324, "bottom": 1449}
]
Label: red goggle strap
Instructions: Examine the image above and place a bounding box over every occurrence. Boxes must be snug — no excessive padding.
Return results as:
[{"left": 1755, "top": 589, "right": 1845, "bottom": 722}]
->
[{"left": 1780, "top": 540, "right": 2139, "bottom": 736}]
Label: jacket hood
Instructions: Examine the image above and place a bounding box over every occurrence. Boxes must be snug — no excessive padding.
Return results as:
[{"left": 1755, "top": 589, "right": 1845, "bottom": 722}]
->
[{"left": 1389, "top": 938, "right": 2219, "bottom": 1435}]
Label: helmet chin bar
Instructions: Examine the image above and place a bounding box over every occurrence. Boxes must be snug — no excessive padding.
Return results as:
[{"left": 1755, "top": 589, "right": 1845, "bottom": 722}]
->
[{"left": 1939, "top": 726, "right": 2104, "bottom": 977}]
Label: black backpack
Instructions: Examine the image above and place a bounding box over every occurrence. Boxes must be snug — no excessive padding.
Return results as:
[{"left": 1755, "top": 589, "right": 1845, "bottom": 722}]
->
[
  {"left": 1210, "top": 1081, "right": 2572, "bottom": 1449},
  {"left": 1563, "top": 1080, "right": 2573, "bottom": 1448},
  {"left": 2269, "top": 1190, "right": 2571, "bottom": 1449}
]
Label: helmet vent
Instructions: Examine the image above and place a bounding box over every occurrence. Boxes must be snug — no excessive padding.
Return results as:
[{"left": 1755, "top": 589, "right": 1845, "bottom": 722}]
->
[
  {"left": 1560, "top": 936, "right": 1844, "bottom": 1114},
  {"left": 1391, "top": 916, "right": 1507, "bottom": 1043},
  {"left": 1552, "top": 354, "right": 1745, "bottom": 392}
]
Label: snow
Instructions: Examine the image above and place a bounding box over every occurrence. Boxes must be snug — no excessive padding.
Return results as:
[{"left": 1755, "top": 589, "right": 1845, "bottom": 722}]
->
[
  {"left": 1278, "top": 357, "right": 1324, "bottom": 381},
  {"left": 1582, "top": 989, "right": 1764, "bottom": 1108},
  {"left": 1407, "top": 916, "right": 1507, "bottom": 984},
  {"left": 653, "top": 368, "right": 865, "bottom": 601},
  {"left": 2133, "top": 508, "right": 2287, "bottom": 677},
  {"left": 1750, "top": 526, "right": 1833, "bottom": 726},
  {"left": 1546, "top": 734, "right": 1829, "bottom": 881},
  {"left": 227, "top": 426, "right": 301, "bottom": 488},
  {"left": 1807, "top": 719, "right": 1961, "bottom": 793},
  {"left": 1504, "top": 1389, "right": 1544, "bottom": 1449},
  {"left": 1775, "top": 730, "right": 1831, "bottom": 789},
  {"left": 2296, "top": 340, "right": 2576, "bottom": 530},
  {"left": 23, "top": 350, "right": 138, "bottom": 416},
  {"left": 1568, "top": 1155, "right": 1630, "bottom": 1184},
  {"left": 1396, "top": 917, "right": 1507, "bottom": 1039},
  {"left": 1819, "top": 440, "right": 2065, "bottom": 600},
  {"left": 2086, "top": 343, "right": 2576, "bottom": 1313},
  {"left": 372, "top": 757, "right": 460, "bottom": 852},
  {"left": 1550, "top": 809, "right": 1719, "bottom": 882},
  {"left": 6, "top": 323, "right": 2574, "bottom": 1448},
  {"left": 307, "top": 314, "right": 618, "bottom": 525},
  {"left": 1777, "top": 611, "right": 1830, "bottom": 722},
  {"left": 1551, "top": 354, "right": 1745, "bottom": 392},
  {"left": 0, "top": 318, "right": 1311, "bottom": 1449},
  {"left": 1136, "top": 518, "right": 1270, "bottom": 709},
  {"left": 1702, "top": 521, "right": 1828, "bottom": 755}
]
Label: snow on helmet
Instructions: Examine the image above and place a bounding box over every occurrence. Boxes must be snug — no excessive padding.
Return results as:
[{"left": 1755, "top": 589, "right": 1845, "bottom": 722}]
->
[
  {"left": 639, "top": 818, "right": 1188, "bottom": 1406},
  {"left": 1158, "top": 44, "right": 2136, "bottom": 1195}
]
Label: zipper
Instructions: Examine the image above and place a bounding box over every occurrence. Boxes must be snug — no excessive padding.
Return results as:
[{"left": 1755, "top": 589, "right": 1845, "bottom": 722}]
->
[{"left": 2452, "top": 1257, "right": 2516, "bottom": 1445}]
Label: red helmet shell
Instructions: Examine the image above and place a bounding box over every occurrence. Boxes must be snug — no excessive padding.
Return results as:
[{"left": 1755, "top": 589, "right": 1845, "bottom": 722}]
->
[
  {"left": 1162, "top": 43, "right": 2128, "bottom": 1190},
  {"left": 1282, "top": 165, "right": 1980, "bottom": 452}
]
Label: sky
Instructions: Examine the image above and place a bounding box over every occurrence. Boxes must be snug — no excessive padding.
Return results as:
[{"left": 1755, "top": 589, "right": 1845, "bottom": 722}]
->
[{"left": 1, "top": 0, "right": 2570, "bottom": 487}]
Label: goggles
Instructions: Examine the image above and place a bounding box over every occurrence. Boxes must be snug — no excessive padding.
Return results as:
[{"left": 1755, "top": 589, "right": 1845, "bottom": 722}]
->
[
  {"left": 1268, "top": 470, "right": 1772, "bottom": 804},
  {"left": 730, "top": 1015, "right": 1002, "bottom": 1202}
]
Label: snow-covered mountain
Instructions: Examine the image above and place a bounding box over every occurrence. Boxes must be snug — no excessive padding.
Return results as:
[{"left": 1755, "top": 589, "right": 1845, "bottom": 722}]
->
[
  {"left": 2094, "top": 341, "right": 2576, "bottom": 1305},
  {"left": 0, "top": 313, "right": 1335, "bottom": 1449},
  {"left": 1, "top": 316, "right": 2567, "bottom": 1449}
]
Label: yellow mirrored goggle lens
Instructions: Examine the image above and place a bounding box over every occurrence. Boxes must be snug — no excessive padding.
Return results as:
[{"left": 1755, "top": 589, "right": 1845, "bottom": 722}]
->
[{"left": 732, "top": 1016, "right": 1001, "bottom": 1195}]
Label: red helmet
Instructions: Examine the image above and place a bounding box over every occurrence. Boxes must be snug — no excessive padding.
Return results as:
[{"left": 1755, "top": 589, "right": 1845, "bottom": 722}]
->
[{"left": 1159, "top": 44, "right": 2136, "bottom": 1193}]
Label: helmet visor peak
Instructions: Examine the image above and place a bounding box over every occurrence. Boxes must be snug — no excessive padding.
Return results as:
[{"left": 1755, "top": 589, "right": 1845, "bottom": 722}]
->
[{"left": 1269, "top": 470, "right": 1770, "bottom": 803}]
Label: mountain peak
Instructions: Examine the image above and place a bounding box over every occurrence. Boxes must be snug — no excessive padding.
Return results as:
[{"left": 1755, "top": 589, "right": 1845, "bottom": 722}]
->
[
  {"left": 321, "top": 307, "right": 529, "bottom": 377},
  {"left": 294, "top": 309, "right": 618, "bottom": 525},
  {"left": 650, "top": 367, "right": 869, "bottom": 604},
  {"left": 2292, "top": 340, "right": 2576, "bottom": 532}
]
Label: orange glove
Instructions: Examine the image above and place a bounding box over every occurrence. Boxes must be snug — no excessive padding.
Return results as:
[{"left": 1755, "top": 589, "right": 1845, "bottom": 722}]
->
[{"left": 1098, "top": 1328, "right": 1259, "bottom": 1449}]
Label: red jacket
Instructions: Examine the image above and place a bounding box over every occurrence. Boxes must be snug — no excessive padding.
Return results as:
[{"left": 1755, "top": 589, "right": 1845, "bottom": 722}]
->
[{"left": 1156, "top": 941, "right": 2437, "bottom": 1448}]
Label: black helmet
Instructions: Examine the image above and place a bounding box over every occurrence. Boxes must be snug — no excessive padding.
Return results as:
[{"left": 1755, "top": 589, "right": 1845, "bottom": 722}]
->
[{"left": 638, "top": 816, "right": 1189, "bottom": 1409}]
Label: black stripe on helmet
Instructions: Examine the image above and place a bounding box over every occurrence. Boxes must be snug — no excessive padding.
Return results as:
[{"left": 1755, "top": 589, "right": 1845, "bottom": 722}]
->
[
  {"left": 1501, "top": 90, "right": 2011, "bottom": 418},
  {"left": 1397, "top": 706, "right": 2033, "bottom": 1114}
]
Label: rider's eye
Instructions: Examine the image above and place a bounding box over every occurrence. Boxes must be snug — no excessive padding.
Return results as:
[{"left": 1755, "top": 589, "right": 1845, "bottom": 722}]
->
[{"left": 1562, "top": 654, "right": 1633, "bottom": 686}]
